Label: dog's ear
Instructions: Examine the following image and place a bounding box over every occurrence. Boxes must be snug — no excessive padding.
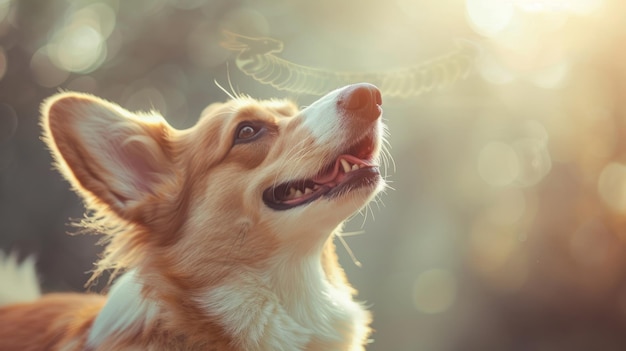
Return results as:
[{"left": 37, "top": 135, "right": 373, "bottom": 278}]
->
[{"left": 42, "top": 92, "right": 176, "bottom": 220}]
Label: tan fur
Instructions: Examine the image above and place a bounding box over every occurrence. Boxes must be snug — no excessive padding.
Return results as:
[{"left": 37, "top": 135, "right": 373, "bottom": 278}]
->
[
  {"left": 0, "top": 294, "right": 105, "bottom": 350},
  {"left": 0, "top": 85, "right": 384, "bottom": 350}
]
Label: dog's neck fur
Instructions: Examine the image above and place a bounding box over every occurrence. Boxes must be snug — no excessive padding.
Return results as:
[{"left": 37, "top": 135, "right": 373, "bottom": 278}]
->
[{"left": 87, "top": 229, "right": 370, "bottom": 351}]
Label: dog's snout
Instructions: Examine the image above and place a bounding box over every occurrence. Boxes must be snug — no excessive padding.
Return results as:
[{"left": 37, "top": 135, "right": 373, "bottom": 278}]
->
[{"left": 337, "top": 83, "right": 382, "bottom": 122}]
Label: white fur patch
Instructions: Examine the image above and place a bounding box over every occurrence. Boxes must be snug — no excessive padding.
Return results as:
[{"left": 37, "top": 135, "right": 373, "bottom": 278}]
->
[
  {"left": 87, "top": 270, "right": 159, "bottom": 348},
  {"left": 301, "top": 86, "right": 344, "bottom": 146},
  {"left": 197, "top": 247, "right": 370, "bottom": 351},
  {"left": 0, "top": 251, "right": 40, "bottom": 305},
  {"left": 266, "top": 250, "right": 371, "bottom": 351},
  {"left": 198, "top": 276, "right": 312, "bottom": 351}
]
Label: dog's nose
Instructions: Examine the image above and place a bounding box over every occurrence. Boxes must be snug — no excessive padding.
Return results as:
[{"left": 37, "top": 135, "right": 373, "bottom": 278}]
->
[{"left": 337, "top": 83, "right": 382, "bottom": 122}]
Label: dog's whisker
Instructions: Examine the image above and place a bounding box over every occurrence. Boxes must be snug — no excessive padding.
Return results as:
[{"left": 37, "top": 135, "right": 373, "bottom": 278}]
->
[
  {"left": 225, "top": 63, "right": 243, "bottom": 101},
  {"left": 336, "top": 233, "right": 362, "bottom": 268},
  {"left": 214, "top": 79, "right": 237, "bottom": 101},
  {"left": 338, "top": 230, "right": 365, "bottom": 237}
]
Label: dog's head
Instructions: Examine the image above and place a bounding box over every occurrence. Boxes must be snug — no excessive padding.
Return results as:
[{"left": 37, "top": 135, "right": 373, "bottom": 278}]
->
[{"left": 42, "top": 83, "right": 385, "bottom": 287}]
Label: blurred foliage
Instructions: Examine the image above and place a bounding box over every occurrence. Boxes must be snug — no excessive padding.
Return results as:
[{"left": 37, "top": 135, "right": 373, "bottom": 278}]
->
[{"left": 2, "top": 0, "right": 626, "bottom": 350}]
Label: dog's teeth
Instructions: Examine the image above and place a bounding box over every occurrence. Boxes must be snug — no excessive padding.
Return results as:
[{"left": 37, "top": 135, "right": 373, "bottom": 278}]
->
[
  {"left": 313, "top": 184, "right": 320, "bottom": 190},
  {"left": 288, "top": 187, "right": 296, "bottom": 198},
  {"left": 340, "top": 159, "right": 351, "bottom": 173},
  {"left": 351, "top": 164, "right": 359, "bottom": 171},
  {"left": 295, "top": 189, "right": 303, "bottom": 197},
  {"left": 304, "top": 187, "right": 313, "bottom": 195}
]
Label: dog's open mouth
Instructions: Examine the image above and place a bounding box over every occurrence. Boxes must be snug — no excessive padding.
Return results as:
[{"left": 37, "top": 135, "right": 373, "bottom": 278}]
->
[{"left": 263, "top": 134, "right": 380, "bottom": 210}]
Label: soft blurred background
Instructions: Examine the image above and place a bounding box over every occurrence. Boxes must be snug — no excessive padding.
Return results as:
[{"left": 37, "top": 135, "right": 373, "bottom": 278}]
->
[{"left": 1, "top": 0, "right": 626, "bottom": 350}]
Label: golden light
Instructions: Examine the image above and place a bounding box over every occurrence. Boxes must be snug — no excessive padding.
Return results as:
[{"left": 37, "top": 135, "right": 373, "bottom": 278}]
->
[
  {"left": 30, "top": 46, "right": 70, "bottom": 87},
  {"left": 476, "top": 51, "right": 516, "bottom": 85},
  {"left": 469, "top": 218, "right": 517, "bottom": 272},
  {"left": 506, "top": 0, "right": 604, "bottom": 14},
  {"left": 477, "top": 141, "right": 520, "bottom": 187},
  {"left": 484, "top": 188, "right": 527, "bottom": 225},
  {"left": 28, "top": 2, "right": 118, "bottom": 84},
  {"left": 527, "top": 60, "right": 570, "bottom": 89},
  {"left": 53, "top": 24, "right": 106, "bottom": 73},
  {"left": 598, "top": 162, "right": 626, "bottom": 214},
  {"left": 412, "top": 269, "right": 457, "bottom": 314},
  {"left": 465, "top": 0, "right": 515, "bottom": 37},
  {"left": 467, "top": 0, "right": 606, "bottom": 89},
  {"left": 512, "top": 137, "right": 552, "bottom": 187},
  {"left": 468, "top": 216, "right": 529, "bottom": 292}
]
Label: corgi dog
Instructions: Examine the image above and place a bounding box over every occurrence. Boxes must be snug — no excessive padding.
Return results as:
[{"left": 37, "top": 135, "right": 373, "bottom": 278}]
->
[{"left": 0, "top": 83, "right": 386, "bottom": 351}]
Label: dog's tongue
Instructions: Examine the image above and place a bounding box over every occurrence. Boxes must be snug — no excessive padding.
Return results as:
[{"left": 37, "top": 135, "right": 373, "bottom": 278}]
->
[{"left": 313, "top": 155, "right": 370, "bottom": 185}]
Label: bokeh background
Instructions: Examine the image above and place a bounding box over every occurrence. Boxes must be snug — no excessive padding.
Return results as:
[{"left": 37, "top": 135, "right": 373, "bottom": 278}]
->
[{"left": 2, "top": 0, "right": 626, "bottom": 350}]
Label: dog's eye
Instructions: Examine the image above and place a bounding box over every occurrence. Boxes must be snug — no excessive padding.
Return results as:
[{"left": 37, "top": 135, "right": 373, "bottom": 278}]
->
[
  {"left": 234, "top": 123, "right": 264, "bottom": 144},
  {"left": 238, "top": 126, "right": 257, "bottom": 139}
]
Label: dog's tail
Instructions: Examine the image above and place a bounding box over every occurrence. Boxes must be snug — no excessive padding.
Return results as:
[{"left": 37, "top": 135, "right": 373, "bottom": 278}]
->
[{"left": 0, "top": 251, "right": 41, "bottom": 306}]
